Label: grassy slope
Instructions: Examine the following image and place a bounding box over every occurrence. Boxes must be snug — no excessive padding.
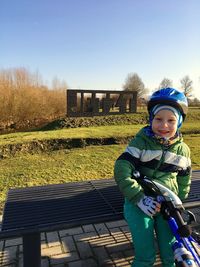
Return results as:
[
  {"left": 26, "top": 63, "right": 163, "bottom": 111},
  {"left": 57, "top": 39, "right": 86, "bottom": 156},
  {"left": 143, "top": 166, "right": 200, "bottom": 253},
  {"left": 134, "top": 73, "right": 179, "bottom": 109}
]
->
[
  {"left": 1, "top": 122, "right": 200, "bottom": 146},
  {"left": 0, "top": 124, "right": 143, "bottom": 145},
  {"left": 0, "top": 109, "right": 200, "bottom": 213}
]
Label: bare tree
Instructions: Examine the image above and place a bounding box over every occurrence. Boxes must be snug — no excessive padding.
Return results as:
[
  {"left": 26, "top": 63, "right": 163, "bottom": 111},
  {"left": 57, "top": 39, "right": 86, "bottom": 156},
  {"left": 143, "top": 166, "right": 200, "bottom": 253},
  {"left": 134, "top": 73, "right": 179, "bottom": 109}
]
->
[
  {"left": 0, "top": 67, "right": 67, "bottom": 125},
  {"left": 51, "top": 76, "right": 68, "bottom": 91},
  {"left": 180, "top": 75, "right": 193, "bottom": 97},
  {"left": 159, "top": 78, "right": 173, "bottom": 89},
  {"left": 123, "top": 72, "right": 147, "bottom": 98},
  {"left": 188, "top": 97, "right": 200, "bottom": 106}
]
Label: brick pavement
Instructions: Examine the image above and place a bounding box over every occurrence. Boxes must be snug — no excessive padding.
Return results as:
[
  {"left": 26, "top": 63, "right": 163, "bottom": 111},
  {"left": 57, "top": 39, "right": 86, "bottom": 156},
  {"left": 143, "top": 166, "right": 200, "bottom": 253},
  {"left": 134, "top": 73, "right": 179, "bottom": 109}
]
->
[{"left": 0, "top": 217, "right": 162, "bottom": 267}]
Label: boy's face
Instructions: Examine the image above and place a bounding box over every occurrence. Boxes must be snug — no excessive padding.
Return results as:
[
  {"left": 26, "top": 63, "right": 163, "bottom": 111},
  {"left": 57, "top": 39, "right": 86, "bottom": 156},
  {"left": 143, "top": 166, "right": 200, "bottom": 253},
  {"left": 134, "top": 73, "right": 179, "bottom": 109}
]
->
[{"left": 152, "top": 109, "right": 178, "bottom": 139}]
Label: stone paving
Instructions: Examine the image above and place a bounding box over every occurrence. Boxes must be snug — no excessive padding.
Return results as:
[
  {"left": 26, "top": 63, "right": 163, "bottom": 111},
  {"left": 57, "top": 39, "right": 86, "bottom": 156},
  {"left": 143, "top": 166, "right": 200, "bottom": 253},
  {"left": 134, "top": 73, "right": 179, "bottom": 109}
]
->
[
  {"left": 1, "top": 209, "right": 200, "bottom": 267},
  {"left": 0, "top": 218, "right": 162, "bottom": 267}
]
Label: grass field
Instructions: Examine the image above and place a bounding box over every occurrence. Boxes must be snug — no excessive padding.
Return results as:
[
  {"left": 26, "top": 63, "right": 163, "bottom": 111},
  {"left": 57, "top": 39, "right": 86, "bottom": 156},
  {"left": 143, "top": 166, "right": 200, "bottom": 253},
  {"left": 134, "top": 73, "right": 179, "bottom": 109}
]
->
[{"left": 0, "top": 112, "right": 200, "bottom": 214}]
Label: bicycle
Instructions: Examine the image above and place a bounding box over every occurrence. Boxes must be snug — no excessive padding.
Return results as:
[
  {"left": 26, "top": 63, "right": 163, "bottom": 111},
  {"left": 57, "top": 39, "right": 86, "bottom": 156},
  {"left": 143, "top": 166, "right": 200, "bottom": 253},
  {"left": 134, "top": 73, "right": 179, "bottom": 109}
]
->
[{"left": 132, "top": 171, "right": 200, "bottom": 266}]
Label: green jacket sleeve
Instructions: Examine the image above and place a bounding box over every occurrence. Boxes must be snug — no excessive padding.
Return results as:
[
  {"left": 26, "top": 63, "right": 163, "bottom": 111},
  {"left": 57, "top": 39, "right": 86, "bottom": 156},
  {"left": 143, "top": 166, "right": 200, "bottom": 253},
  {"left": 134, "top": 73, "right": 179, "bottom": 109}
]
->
[
  {"left": 177, "top": 173, "right": 191, "bottom": 200},
  {"left": 114, "top": 134, "right": 145, "bottom": 204},
  {"left": 114, "top": 159, "right": 144, "bottom": 204},
  {"left": 177, "top": 143, "right": 192, "bottom": 200}
]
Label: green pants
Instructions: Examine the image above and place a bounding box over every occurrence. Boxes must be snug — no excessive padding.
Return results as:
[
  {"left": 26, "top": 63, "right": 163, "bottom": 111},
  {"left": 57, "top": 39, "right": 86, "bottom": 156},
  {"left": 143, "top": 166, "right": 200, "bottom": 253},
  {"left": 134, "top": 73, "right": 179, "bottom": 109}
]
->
[{"left": 124, "top": 199, "right": 176, "bottom": 267}]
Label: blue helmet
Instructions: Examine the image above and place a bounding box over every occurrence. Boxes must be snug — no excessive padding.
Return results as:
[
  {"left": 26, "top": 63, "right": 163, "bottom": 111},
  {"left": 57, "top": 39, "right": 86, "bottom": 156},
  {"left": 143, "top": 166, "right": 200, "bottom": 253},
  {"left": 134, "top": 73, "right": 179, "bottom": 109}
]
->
[{"left": 147, "top": 88, "right": 188, "bottom": 120}]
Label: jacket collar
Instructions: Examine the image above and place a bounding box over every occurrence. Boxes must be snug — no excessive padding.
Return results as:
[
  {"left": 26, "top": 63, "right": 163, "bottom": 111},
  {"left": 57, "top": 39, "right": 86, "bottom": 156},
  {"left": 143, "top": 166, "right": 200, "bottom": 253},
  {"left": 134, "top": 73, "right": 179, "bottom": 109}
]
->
[{"left": 143, "top": 126, "right": 182, "bottom": 147}]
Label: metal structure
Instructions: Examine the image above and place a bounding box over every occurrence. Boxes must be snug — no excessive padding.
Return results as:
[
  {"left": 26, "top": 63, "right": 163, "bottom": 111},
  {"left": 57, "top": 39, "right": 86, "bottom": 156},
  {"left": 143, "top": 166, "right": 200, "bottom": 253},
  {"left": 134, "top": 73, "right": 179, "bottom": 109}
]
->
[{"left": 66, "top": 89, "right": 137, "bottom": 117}]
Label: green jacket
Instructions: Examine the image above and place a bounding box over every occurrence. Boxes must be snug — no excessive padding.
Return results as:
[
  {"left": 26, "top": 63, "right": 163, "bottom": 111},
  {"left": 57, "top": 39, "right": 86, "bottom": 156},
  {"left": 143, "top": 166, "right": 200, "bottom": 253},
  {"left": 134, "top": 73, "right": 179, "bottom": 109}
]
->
[{"left": 114, "top": 126, "right": 191, "bottom": 204}]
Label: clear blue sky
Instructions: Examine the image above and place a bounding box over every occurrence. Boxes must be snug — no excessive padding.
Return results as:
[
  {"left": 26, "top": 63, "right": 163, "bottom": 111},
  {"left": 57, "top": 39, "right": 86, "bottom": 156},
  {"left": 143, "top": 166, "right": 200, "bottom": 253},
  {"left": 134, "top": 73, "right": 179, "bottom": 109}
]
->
[{"left": 1, "top": 0, "right": 200, "bottom": 98}]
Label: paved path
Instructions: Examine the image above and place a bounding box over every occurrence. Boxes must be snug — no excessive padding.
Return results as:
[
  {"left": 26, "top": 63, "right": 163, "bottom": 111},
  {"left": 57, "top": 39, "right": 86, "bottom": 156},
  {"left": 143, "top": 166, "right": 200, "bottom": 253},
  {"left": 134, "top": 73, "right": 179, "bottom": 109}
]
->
[{"left": 0, "top": 218, "right": 162, "bottom": 267}]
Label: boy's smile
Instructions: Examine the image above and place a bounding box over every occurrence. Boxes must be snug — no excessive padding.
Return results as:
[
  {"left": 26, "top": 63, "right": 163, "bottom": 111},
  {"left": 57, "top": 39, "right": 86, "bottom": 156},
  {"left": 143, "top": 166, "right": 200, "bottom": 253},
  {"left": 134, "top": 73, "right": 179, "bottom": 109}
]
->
[{"left": 152, "top": 109, "right": 178, "bottom": 139}]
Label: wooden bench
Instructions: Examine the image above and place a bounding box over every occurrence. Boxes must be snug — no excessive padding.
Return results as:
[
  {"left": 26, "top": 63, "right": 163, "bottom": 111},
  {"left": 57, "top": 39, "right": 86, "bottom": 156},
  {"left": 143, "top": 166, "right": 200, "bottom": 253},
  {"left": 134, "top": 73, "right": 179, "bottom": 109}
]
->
[{"left": 1, "top": 171, "right": 200, "bottom": 267}]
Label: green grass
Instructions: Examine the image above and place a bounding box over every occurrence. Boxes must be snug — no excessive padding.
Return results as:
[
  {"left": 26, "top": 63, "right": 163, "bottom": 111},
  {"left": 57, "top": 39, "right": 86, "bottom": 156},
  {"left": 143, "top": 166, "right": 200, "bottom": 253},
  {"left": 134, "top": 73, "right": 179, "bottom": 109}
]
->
[
  {"left": 0, "top": 145, "right": 122, "bottom": 185},
  {"left": 0, "top": 125, "right": 143, "bottom": 145},
  {"left": 181, "top": 123, "right": 200, "bottom": 134},
  {"left": 184, "top": 134, "right": 200, "bottom": 170},
  {"left": 1, "top": 122, "right": 200, "bottom": 146}
]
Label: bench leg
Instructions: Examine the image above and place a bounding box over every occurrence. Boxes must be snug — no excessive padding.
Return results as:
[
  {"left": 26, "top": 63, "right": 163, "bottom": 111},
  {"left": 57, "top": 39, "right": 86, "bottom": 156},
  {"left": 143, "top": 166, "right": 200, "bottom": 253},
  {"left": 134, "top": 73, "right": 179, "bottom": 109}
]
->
[{"left": 23, "top": 232, "right": 41, "bottom": 267}]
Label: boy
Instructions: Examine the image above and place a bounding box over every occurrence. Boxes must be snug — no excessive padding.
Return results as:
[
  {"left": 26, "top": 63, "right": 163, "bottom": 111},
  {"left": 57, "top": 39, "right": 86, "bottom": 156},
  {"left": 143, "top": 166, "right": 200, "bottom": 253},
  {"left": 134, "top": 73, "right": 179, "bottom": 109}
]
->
[{"left": 114, "top": 88, "right": 191, "bottom": 267}]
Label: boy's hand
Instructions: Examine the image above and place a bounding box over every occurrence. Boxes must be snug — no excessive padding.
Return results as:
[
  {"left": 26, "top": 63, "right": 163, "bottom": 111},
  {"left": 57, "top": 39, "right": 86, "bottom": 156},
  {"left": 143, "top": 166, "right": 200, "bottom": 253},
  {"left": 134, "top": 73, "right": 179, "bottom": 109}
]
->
[{"left": 137, "top": 195, "right": 161, "bottom": 217}]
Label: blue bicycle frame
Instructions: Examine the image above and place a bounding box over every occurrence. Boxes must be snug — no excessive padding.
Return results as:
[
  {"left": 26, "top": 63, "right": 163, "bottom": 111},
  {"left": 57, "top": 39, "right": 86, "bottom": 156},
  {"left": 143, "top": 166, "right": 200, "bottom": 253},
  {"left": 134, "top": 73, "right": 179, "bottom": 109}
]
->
[{"left": 169, "top": 216, "right": 200, "bottom": 266}]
